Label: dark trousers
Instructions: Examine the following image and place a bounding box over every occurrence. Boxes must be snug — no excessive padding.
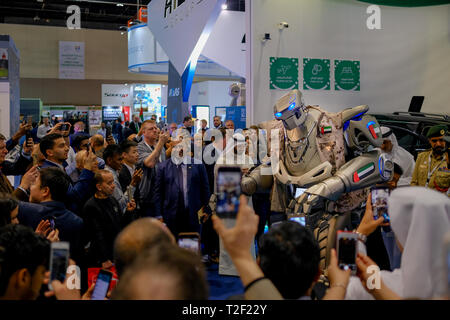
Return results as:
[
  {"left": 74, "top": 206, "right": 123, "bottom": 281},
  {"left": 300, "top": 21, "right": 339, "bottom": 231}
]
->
[{"left": 252, "top": 193, "right": 272, "bottom": 247}]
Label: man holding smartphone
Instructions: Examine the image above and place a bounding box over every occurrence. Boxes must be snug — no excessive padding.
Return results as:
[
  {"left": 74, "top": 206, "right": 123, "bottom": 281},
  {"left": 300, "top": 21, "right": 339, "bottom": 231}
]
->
[{"left": 37, "top": 116, "right": 52, "bottom": 140}]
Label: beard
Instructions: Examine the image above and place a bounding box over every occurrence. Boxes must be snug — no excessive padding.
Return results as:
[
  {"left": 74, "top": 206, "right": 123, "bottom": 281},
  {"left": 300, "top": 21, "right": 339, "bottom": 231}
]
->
[{"left": 432, "top": 146, "right": 445, "bottom": 155}]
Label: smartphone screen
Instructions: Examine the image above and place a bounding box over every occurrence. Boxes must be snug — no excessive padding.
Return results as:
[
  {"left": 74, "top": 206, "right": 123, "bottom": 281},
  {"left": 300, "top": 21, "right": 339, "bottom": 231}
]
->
[
  {"left": 216, "top": 167, "right": 242, "bottom": 218},
  {"left": 289, "top": 216, "right": 306, "bottom": 226},
  {"left": 91, "top": 270, "right": 113, "bottom": 300},
  {"left": 337, "top": 234, "right": 357, "bottom": 273},
  {"left": 27, "top": 115, "right": 32, "bottom": 125},
  {"left": 371, "top": 187, "right": 390, "bottom": 222},
  {"left": 178, "top": 237, "right": 200, "bottom": 253},
  {"left": 49, "top": 243, "right": 69, "bottom": 289}
]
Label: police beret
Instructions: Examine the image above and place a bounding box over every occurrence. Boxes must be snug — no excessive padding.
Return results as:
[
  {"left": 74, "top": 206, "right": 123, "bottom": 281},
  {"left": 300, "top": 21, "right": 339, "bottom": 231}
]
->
[{"left": 426, "top": 125, "right": 447, "bottom": 138}]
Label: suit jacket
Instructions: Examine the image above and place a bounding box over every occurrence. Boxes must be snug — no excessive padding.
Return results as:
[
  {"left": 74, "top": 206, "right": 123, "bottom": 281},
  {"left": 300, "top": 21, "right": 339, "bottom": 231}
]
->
[
  {"left": 0, "top": 154, "right": 33, "bottom": 201},
  {"left": 153, "top": 159, "right": 210, "bottom": 234},
  {"left": 18, "top": 201, "right": 83, "bottom": 259},
  {"left": 129, "top": 121, "right": 141, "bottom": 134},
  {"left": 119, "top": 165, "right": 132, "bottom": 192},
  {"left": 83, "top": 196, "right": 134, "bottom": 265},
  {"left": 40, "top": 159, "right": 95, "bottom": 214}
]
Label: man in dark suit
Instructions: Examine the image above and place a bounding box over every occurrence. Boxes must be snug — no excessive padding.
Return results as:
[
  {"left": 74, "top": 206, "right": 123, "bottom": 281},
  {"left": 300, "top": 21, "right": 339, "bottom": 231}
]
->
[
  {"left": 129, "top": 115, "right": 141, "bottom": 135},
  {"left": 39, "top": 133, "right": 98, "bottom": 213},
  {"left": 118, "top": 140, "right": 139, "bottom": 192},
  {"left": 17, "top": 167, "right": 83, "bottom": 260},
  {"left": 153, "top": 146, "right": 210, "bottom": 238}
]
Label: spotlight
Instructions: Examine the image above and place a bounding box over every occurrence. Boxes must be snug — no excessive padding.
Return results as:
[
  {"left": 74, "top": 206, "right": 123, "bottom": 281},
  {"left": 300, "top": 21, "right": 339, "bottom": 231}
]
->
[{"left": 221, "top": 4, "right": 227, "bottom": 10}]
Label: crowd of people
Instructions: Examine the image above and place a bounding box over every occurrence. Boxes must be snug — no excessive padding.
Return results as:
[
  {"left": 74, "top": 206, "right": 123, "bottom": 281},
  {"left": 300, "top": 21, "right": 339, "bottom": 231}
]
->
[{"left": 0, "top": 113, "right": 448, "bottom": 301}]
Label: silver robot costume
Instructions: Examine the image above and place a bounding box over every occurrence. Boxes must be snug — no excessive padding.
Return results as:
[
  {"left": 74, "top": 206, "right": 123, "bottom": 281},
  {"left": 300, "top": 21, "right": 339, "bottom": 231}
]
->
[{"left": 241, "top": 89, "right": 393, "bottom": 272}]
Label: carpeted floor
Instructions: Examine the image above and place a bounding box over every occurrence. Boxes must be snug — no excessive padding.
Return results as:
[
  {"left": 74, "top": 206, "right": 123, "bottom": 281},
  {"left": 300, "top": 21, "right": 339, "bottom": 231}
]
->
[{"left": 206, "top": 263, "right": 244, "bottom": 300}]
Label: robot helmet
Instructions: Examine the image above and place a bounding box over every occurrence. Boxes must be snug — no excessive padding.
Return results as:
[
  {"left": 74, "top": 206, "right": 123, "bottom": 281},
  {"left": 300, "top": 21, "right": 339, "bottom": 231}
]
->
[{"left": 273, "top": 89, "right": 308, "bottom": 130}]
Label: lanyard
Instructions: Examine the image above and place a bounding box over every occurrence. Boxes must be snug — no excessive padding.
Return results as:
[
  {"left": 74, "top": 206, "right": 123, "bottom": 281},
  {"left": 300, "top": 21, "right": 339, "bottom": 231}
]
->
[{"left": 425, "top": 153, "right": 446, "bottom": 187}]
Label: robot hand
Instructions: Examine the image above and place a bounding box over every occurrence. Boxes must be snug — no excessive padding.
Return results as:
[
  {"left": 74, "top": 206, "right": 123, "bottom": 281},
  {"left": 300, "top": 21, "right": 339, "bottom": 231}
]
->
[
  {"left": 295, "top": 183, "right": 326, "bottom": 214},
  {"left": 294, "top": 176, "right": 345, "bottom": 214}
]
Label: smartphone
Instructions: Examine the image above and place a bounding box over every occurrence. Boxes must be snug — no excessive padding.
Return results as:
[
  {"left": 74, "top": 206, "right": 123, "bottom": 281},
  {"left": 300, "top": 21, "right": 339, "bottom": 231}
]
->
[
  {"left": 178, "top": 232, "right": 201, "bottom": 254},
  {"left": 126, "top": 186, "right": 133, "bottom": 202},
  {"left": 288, "top": 214, "right": 306, "bottom": 226},
  {"left": 336, "top": 231, "right": 358, "bottom": 275},
  {"left": 27, "top": 115, "right": 33, "bottom": 125},
  {"left": 91, "top": 269, "right": 113, "bottom": 300},
  {"left": 60, "top": 123, "right": 68, "bottom": 131},
  {"left": 48, "top": 242, "right": 70, "bottom": 290},
  {"left": 49, "top": 216, "right": 56, "bottom": 230},
  {"left": 216, "top": 166, "right": 242, "bottom": 218},
  {"left": 371, "top": 186, "right": 391, "bottom": 232}
]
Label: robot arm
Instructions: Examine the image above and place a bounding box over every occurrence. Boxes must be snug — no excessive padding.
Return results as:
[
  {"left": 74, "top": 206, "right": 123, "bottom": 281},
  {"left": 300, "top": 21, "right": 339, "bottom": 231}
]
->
[
  {"left": 241, "top": 163, "right": 274, "bottom": 195},
  {"left": 295, "top": 150, "right": 393, "bottom": 213}
]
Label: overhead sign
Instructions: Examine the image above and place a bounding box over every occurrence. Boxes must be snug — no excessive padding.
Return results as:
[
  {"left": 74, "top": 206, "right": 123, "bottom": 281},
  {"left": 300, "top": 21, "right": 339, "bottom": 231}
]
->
[
  {"left": 59, "top": 41, "right": 85, "bottom": 79},
  {"left": 303, "top": 58, "right": 330, "bottom": 90},
  {"left": 147, "top": 0, "right": 226, "bottom": 76},
  {"left": 270, "top": 57, "right": 299, "bottom": 90},
  {"left": 101, "top": 84, "right": 133, "bottom": 106},
  {"left": 335, "top": 60, "right": 360, "bottom": 91}
]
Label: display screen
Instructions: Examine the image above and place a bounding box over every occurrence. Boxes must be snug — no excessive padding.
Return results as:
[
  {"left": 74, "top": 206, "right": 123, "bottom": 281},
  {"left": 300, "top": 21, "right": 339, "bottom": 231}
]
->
[
  {"left": 295, "top": 188, "right": 307, "bottom": 199},
  {"left": 289, "top": 216, "right": 306, "bottom": 226},
  {"left": 91, "top": 271, "right": 112, "bottom": 300},
  {"left": 338, "top": 236, "right": 356, "bottom": 271},
  {"left": 50, "top": 248, "right": 69, "bottom": 283},
  {"left": 178, "top": 238, "right": 200, "bottom": 253},
  {"left": 216, "top": 170, "right": 241, "bottom": 217},
  {"left": 371, "top": 188, "right": 389, "bottom": 220}
]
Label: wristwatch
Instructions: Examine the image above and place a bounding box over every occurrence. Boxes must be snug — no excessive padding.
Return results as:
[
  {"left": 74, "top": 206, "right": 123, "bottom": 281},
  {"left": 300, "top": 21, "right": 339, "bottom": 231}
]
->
[{"left": 355, "top": 231, "right": 367, "bottom": 244}]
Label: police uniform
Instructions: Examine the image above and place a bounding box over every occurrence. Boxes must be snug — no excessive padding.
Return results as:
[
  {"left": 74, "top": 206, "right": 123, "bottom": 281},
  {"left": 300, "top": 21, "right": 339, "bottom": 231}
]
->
[{"left": 410, "top": 126, "right": 449, "bottom": 195}]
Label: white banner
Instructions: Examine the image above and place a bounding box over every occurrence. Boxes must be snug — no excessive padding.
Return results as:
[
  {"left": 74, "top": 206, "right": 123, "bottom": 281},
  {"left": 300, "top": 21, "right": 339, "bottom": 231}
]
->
[
  {"left": 147, "top": 0, "right": 225, "bottom": 76},
  {"left": 101, "top": 84, "right": 133, "bottom": 106},
  {"left": 59, "top": 41, "right": 85, "bottom": 79}
]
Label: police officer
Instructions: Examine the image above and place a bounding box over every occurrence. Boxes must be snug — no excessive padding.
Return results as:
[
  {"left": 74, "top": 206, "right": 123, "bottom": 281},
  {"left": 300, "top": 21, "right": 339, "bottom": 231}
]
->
[{"left": 411, "top": 125, "right": 449, "bottom": 195}]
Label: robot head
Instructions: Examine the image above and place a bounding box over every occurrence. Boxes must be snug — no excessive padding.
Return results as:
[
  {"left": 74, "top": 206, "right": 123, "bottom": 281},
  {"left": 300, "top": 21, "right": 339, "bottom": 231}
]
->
[{"left": 273, "top": 90, "right": 308, "bottom": 130}]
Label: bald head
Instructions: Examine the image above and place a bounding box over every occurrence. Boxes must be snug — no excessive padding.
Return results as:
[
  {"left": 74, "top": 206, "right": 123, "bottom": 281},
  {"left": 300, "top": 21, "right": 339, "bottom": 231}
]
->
[
  {"left": 91, "top": 134, "right": 104, "bottom": 149},
  {"left": 75, "top": 150, "right": 87, "bottom": 170},
  {"left": 113, "top": 218, "right": 175, "bottom": 277},
  {"left": 112, "top": 243, "right": 208, "bottom": 300}
]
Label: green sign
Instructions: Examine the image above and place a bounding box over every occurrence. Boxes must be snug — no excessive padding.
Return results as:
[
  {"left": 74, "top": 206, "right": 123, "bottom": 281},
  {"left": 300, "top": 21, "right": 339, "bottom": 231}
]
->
[
  {"left": 303, "top": 58, "right": 330, "bottom": 90},
  {"left": 335, "top": 60, "right": 360, "bottom": 91},
  {"left": 270, "top": 57, "right": 299, "bottom": 90}
]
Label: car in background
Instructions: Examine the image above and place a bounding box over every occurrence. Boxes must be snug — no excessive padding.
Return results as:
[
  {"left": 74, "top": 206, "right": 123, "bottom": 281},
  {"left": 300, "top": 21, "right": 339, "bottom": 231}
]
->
[{"left": 370, "top": 112, "right": 450, "bottom": 159}]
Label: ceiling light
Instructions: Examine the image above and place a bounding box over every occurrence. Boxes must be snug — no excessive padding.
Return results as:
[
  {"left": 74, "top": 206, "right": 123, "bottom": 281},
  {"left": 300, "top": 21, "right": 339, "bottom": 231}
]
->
[
  {"left": 221, "top": 4, "right": 227, "bottom": 10},
  {"left": 117, "top": 3, "right": 124, "bottom": 7}
]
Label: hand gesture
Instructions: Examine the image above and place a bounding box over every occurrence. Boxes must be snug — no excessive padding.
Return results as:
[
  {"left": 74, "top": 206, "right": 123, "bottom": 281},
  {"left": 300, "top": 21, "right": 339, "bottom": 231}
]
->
[
  {"left": 126, "top": 199, "right": 136, "bottom": 212},
  {"left": 61, "top": 122, "right": 71, "bottom": 137},
  {"left": 327, "top": 248, "right": 351, "bottom": 290},
  {"left": 20, "top": 165, "right": 39, "bottom": 190},
  {"left": 22, "top": 137, "right": 34, "bottom": 155},
  {"left": 44, "top": 259, "right": 81, "bottom": 300},
  {"left": 212, "top": 195, "right": 259, "bottom": 262},
  {"left": 159, "top": 131, "right": 170, "bottom": 145},
  {"left": 46, "top": 229, "right": 60, "bottom": 243},
  {"left": 35, "top": 219, "right": 51, "bottom": 237},
  {"left": 130, "top": 168, "right": 143, "bottom": 187},
  {"left": 17, "top": 122, "right": 32, "bottom": 137},
  {"left": 356, "top": 193, "right": 389, "bottom": 237},
  {"left": 83, "top": 149, "right": 98, "bottom": 172}
]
